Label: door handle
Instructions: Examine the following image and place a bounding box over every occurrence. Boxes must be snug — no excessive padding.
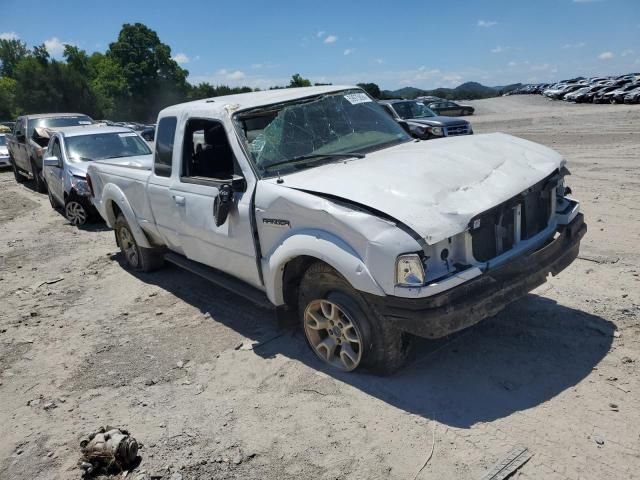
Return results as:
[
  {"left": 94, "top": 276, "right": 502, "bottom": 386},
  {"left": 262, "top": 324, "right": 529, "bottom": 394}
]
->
[{"left": 173, "top": 195, "right": 186, "bottom": 206}]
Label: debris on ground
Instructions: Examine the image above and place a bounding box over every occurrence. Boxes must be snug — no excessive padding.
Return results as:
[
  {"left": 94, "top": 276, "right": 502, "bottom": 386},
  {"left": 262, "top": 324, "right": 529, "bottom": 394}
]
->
[
  {"left": 79, "top": 426, "right": 139, "bottom": 476},
  {"left": 478, "top": 445, "right": 532, "bottom": 480}
]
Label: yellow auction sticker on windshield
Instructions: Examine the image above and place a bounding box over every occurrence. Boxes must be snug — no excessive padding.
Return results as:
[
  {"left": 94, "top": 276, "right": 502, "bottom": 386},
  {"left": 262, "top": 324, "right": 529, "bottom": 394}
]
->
[{"left": 344, "top": 93, "right": 371, "bottom": 105}]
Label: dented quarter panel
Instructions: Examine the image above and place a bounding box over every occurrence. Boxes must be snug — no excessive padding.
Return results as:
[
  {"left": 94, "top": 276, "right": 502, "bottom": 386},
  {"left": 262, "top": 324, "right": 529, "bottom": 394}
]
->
[{"left": 278, "top": 132, "right": 565, "bottom": 245}]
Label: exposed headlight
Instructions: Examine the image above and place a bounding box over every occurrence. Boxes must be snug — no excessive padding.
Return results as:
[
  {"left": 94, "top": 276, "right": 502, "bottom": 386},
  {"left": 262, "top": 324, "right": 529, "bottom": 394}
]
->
[
  {"left": 71, "top": 175, "right": 91, "bottom": 196},
  {"left": 395, "top": 254, "right": 425, "bottom": 287},
  {"left": 429, "top": 126, "right": 444, "bottom": 136}
]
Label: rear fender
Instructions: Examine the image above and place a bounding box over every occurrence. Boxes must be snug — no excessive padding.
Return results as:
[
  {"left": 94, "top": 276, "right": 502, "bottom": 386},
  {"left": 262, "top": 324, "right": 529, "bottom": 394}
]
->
[{"left": 102, "top": 183, "right": 152, "bottom": 248}]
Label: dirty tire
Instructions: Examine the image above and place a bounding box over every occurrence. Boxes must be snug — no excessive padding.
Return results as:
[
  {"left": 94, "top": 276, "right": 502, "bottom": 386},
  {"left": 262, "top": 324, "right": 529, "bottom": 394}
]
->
[
  {"left": 11, "top": 157, "right": 25, "bottom": 183},
  {"left": 298, "top": 262, "right": 410, "bottom": 375},
  {"left": 30, "top": 158, "right": 46, "bottom": 193},
  {"left": 114, "top": 213, "right": 164, "bottom": 272}
]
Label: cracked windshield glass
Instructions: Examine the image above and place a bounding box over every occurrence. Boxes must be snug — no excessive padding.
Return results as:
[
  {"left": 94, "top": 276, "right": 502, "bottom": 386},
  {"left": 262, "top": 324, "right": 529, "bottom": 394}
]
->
[{"left": 236, "top": 90, "right": 410, "bottom": 175}]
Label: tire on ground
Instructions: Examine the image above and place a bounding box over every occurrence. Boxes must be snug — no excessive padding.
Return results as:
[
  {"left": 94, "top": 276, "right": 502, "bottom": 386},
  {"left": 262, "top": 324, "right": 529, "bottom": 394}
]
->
[
  {"left": 298, "top": 261, "right": 410, "bottom": 374},
  {"left": 114, "top": 213, "right": 164, "bottom": 272},
  {"left": 30, "top": 158, "right": 46, "bottom": 193}
]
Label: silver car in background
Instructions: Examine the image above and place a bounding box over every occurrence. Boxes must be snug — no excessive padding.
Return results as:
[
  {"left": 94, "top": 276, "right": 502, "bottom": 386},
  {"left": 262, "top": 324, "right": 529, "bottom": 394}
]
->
[
  {"left": 42, "top": 125, "right": 153, "bottom": 225},
  {"left": 0, "top": 134, "right": 10, "bottom": 167}
]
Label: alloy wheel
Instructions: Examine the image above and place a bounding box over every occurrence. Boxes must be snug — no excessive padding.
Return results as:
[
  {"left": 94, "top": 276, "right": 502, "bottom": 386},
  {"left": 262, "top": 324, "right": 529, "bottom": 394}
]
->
[
  {"left": 118, "top": 225, "right": 140, "bottom": 268},
  {"left": 65, "top": 201, "right": 87, "bottom": 226},
  {"left": 304, "top": 299, "right": 363, "bottom": 371}
]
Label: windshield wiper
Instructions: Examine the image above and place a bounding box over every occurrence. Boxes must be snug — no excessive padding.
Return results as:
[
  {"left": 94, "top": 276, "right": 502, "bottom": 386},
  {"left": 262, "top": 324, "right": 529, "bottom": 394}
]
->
[{"left": 264, "top": 152, "right": 365, "bottom": 171}]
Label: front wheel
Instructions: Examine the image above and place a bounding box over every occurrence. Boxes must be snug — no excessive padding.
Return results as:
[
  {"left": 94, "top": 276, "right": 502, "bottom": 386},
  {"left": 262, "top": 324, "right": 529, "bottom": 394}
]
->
[
  {"left": 114, "top": 213, "right": 164, "bottom": 272},
  {"left": 11, "top": 157, "right": 25, "bottom": 183},
  {"left": 65, "top": 199, "right": 88, "bottom": 225},
  {"left": 298, "top": 262, "right": 410, "bottom": 374}
]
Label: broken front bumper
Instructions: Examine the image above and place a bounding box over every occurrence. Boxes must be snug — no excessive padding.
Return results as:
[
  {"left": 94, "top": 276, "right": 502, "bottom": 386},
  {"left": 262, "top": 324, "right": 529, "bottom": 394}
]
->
[{"left": 365, "top": 214, "right": 587, "bottom": 339}]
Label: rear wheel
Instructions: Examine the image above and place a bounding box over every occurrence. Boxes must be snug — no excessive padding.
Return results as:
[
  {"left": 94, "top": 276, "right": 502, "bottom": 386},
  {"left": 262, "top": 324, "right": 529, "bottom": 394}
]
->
[
  {"left": 114, "top": 213, "right": 164, "bottom": 272},
  {"left": 65, "top": 200, "right": 88, "bottom": 226},
  {"left": 298, "top": 262, "right": 410, "bottom": 374},
  {"left": 30, "top": 158, "right": 46, "bottom": 193}
]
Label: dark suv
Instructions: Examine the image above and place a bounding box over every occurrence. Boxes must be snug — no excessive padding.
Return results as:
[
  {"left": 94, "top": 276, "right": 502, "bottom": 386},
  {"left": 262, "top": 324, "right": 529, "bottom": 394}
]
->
[{"left": 379, "top": 100, "right": 473, "bottom": 140}]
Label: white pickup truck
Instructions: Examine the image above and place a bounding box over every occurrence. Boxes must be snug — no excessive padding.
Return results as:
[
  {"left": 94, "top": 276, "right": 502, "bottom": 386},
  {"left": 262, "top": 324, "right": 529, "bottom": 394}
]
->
[{"left": 87, "top": 86, "right": 586, "bottom": 373}]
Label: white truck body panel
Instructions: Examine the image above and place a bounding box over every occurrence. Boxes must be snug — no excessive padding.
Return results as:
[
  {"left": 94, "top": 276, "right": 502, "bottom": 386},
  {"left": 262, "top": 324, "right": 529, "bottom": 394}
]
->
[{"left": 88, "top": 86, "right": 581, "bottom": 311}]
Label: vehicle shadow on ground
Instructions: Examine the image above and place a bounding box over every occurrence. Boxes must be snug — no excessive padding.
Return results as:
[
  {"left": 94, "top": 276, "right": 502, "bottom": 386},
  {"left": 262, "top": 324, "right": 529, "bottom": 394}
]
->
[{"left": 119, "top": 258, "right": 613, "bottom": 429}]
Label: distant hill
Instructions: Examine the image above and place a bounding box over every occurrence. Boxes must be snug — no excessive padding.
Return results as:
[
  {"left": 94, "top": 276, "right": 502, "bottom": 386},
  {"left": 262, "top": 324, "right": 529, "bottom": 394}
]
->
[{"left": 381, "top": 81, "right": 523, "bottom": 100}]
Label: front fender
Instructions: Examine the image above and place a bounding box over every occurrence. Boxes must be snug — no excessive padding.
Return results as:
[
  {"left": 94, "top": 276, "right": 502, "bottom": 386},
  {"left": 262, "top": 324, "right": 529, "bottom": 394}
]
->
[
  {"left": 101, "top": 183, "right": 152, "bottom": 249},
  {"left": 263, "top": 229, "right": 386, "bottom": 305}
]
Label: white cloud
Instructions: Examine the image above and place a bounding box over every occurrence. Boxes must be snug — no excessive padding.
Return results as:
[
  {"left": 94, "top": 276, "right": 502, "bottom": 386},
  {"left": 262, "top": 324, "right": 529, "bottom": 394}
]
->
[
  {"left": 172, "top": 53, "right": 189, "bottom": 64},
  {"left": 477, "top": 20, "right": 497, "bottom": 28},
  {"left": 598, "top": 51, "right": 614, "bottom": 60},
  {"left": 217, "top": 69, "right": 246, "bottom": 81},
  {"left": 0, "top": 32, "right": 19, "bottom": 40},
  {"left": 562, "top": 42, "right": 586, "bottom": 49},
  {"left": 530, "top": 63, "right": 551, "bottom": 71},
  {"left": 621, "top": 49, "right": 634, "bottom": 57},
  {"left": 44, "top": 37, "right": 70, "bottom": 57},
  {"left": 317, "top": 31, "right": 326, "bottom": 38},
  {"left": 491, "top": 46, "right": 506, "bottom": 54},
  {"left": 375, "top": 58, "right": 384, "bottom": 64},
  {"left": 324, "top": 35, "right": 337, "bottom": 44},
  {"left": 508, "top": 61, "right": 517, "bottom": 67},
  {"left": 343, "top": 48, "right": 354, "bottom": 56}
]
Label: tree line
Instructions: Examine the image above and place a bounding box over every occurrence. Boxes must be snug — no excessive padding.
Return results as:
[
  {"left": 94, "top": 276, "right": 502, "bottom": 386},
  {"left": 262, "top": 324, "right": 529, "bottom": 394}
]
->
[{"left": 0, "top": 23, "right": 382, "bottom": 123}]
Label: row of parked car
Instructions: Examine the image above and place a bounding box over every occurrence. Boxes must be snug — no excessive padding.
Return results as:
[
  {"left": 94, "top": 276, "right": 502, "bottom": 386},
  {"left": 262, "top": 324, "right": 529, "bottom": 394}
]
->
[
  {"left": 507, "top": 73, "right": 640, "bottom": 103},
  {"left": 2, "top": 113, "right": 153, "bottom": 225},
  {"left": 1, "top": 96, "right": 473, "bottom": 225},
  {"left": 0, "top": 85, "right": 586, "bottom": 373}
]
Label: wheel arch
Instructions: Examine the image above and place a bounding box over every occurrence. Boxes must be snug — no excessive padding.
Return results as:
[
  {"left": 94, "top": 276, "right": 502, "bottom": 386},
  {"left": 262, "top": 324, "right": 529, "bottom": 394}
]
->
[
  {"left": 263, "top": 230, "right": 386, "bottom": 306},
  {"left": 102, "top": 184, "right": 152, "bottom": 248}
]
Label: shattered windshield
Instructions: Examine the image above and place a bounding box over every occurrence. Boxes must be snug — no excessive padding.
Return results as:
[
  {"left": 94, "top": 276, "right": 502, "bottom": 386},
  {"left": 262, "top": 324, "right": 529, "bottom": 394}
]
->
[
  {"left": 234, "top": 89, "right": 411, "bottom": 175},
  {"left": 65, "top": 132, "right": 151, "bottom": 161},
  {"left": 394, "top": 101, "right": 437, "bottom": 119}
]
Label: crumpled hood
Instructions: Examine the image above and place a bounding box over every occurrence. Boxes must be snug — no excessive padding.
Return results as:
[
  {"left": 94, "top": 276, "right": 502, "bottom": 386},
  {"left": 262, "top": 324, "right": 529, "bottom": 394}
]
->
[
  {"left": 277, "top": 133, "right": 564, "bottom": 244},
  {"left": 70, "top": 154, "right": 153, "bottom": 177}
]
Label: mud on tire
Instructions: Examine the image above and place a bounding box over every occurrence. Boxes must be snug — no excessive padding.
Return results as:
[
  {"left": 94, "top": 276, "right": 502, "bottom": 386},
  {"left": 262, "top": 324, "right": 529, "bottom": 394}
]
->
[
  {"left": 298, "top": 261, "right": 411, "bottom": 375},
  {"left": 114, "top": 213, "right": 164, "bottom": 272}
]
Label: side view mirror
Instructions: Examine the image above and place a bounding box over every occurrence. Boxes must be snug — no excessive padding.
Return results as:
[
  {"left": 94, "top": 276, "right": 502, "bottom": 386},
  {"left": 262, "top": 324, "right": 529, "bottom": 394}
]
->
[
  {"left": 44, "top": 156, "right": 61, "bottom": 168},
  {"left": 213, "top": 184, "right": 234, "bottom": 227},
  {"left": 17, "top": 133, "right": 25, "bottom": 142}
]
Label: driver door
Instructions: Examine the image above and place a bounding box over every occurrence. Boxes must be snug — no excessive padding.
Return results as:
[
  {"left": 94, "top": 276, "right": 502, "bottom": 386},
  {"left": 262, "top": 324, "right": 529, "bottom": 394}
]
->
[
  {"left": 172, "top": 118, "right": 261, "bottom": 288},
  {"left": 44, "top": 137, "right": 65, "bottom": 203}
]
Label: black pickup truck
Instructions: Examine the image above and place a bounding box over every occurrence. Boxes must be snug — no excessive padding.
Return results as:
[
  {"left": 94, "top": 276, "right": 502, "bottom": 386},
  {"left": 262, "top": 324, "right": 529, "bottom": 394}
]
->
[{"left": 7, "top": 113, "right": 93, "bottom": 192}]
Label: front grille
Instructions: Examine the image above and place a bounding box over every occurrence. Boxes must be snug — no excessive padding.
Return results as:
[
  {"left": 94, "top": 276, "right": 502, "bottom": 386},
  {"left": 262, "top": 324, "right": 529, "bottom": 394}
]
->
[
  {"left": 444, "top": 125, "right": 470, "bottom": 136},
  {"left": 470, "top": 173, "right": 556, "bottom": 262}
]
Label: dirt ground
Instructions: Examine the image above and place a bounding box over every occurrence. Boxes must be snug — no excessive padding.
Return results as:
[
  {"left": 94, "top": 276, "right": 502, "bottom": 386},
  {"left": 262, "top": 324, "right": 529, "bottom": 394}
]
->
[{"left": 1, "top": 95, "right": 639, "bottom": 480}]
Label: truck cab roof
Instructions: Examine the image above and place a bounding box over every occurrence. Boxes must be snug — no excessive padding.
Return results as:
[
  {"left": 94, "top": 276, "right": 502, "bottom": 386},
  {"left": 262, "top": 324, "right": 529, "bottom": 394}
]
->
[{"left": 159, "top": 85, "right": 358, "bottom": 118}]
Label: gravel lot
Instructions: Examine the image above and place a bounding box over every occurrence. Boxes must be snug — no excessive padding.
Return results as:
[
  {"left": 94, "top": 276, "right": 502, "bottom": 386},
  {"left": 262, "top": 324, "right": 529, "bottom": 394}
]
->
[{"left": 1, "top": 95, "right": 639, "bottom": 480}]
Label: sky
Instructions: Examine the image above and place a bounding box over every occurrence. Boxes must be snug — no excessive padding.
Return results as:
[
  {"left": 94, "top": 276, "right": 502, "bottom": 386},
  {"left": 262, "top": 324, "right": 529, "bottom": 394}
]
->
[{"left": 1, "top": 0, "right": 638, "bottom": 90}]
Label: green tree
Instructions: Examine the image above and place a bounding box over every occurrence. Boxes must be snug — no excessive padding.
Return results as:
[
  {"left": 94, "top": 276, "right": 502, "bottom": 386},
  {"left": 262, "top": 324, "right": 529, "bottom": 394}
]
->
[
  {"left": 288, "top": 73, "right": 311, "bottom": 88},
  {"left": 88, "top": 52, "right": 128, "bottom": 119},
  {"left": 0, "top": 77, "right": 17, "bottom": 118},
  {"left": 0, "top": 38, "right": 30, "bottom": 77},
  {"left": 107, "top": 23, "right": 189, "bottom": 121},
  {"left": 356, "top": 82, "right": 381, "bottom": 99}
]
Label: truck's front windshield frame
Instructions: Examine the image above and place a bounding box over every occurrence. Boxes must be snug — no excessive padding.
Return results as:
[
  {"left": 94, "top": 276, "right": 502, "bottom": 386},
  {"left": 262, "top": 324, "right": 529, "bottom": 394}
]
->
[{"left": 233, "top": 89, "right": 412, "bottom": 178}]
